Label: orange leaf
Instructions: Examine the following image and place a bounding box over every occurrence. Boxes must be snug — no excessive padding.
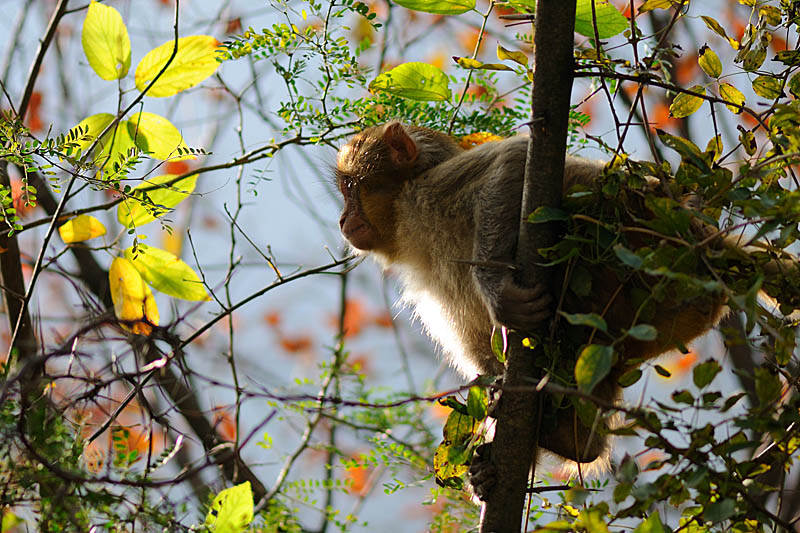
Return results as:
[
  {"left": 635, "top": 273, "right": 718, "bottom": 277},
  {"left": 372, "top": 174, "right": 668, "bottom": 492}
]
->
[
  {"left": 165, "top": 160, "right": 191, "bottom": 175},
  {"left": 263, "top": 310, "right": 282, "bottom": 327},
  {"left": 372, "top": 312, "right": 393, "bottom": 328},
  {"left": 346, "top": 463, "right": 373, "bottom": 496},
  {"left": 331, "top": 299, "right": 368, "bottom": 338},
  {"left": 280, "top": 334, "right": 312, "bottom": 353},
  {"left": 674, "top": 350, "right": 698, "bottom": 374},
  {"left": 26, "top": 92, "right": 44, "bottom": 133},
  {"left": 212, "top": 408, "right": 237, "bottom": 441}
]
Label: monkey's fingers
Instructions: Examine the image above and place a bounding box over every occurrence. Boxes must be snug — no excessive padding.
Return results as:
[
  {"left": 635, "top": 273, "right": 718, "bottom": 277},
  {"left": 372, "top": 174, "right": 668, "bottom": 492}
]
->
[
  {"left": 495, "top": 282, "right": 553, "bottom": 332},
  {"left": 468, "top": 443, "right": 497, "bottom": 502}
]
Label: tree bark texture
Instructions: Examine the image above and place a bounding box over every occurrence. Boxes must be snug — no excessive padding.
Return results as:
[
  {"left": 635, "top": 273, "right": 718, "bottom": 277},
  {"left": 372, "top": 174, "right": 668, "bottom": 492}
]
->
[{"left": 479, "top": 2, "right": 577, "bottom": 531}]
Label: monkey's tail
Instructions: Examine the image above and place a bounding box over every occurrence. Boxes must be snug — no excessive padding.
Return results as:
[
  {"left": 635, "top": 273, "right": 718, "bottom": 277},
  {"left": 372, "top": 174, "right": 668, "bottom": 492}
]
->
[{"left": 719, "top": 233, "right": 800, "bottom": 320}]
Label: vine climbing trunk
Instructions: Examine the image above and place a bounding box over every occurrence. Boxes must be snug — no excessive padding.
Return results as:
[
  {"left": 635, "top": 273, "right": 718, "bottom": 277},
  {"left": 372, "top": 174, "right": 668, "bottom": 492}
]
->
[{"left": 479, "top": 2, "right": 577, "bottom": 531}]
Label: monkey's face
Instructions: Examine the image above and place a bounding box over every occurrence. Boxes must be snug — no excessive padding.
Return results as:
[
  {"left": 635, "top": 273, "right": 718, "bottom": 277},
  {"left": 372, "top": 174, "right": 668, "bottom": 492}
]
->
[
  {"left": 337, "top": 170, "right": 399, "bottom": 253},
  {"left": 338, "top": 180, "right": 378, "bottom": 251},
  {"left": 336, "top": 123, "right": 419, "bottom": 255}
]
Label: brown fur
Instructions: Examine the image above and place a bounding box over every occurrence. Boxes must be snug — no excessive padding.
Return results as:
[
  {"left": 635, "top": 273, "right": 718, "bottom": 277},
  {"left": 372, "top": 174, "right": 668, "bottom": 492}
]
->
[{"left": 337, "top": 122, "right": 728, "bottom": 467}]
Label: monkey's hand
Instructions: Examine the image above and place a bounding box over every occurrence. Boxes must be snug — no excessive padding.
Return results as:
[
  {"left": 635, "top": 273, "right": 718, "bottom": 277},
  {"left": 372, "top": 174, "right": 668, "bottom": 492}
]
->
[
  {"left": 490, "top": 276, "right": 552, "bottom": 333},
  {"left": 467, "top": 442, "right": 497, "bottom": 501}
]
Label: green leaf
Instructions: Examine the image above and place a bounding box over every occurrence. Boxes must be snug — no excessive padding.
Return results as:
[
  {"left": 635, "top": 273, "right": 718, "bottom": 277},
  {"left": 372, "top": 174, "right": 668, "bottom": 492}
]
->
[
  {"left": 370, "top": 62, "right": 451, "bottom": 101},
  {"left": 752, "top": 75, "right": 784, "bottom": 99},
  {"left": 698, "top": 45, "right": 722, "bottom": 78},
  {"left": 117, "top": 173, "right": 198, "bottom": 228},
  {"left": 617, "top": 368, "right": 642, "bottom": 387},
  {"left": 491, "top": 326, "right": 507, "bottom": 363},
  {"left": 669, "top": 85, "right": 705, "bottom": 118},
  {"left": 774, "top": 50, "right": 800, "bottom": 66},
  {"left": 671, "top": 389, "right": 694, "bottom": 405},
  {"left": 656, "top": 130, "right": 708, "bottom": 171},
  {"left": 627, "top": 324, "right": 657, "bottom": 341},
  {"left": 497, "top": 45, "right": 528, "bottom": 66},
  {"left": 561, "top": 312, "right": 608, "bottom": 332},
  {"left": 392, "top": 0, "right": 475, "bottom": 15},
  {"left": 528, "top": 205, "right": 569, "bottom": 223},
  {"left": 613, "top": 244, "right": 643, "bottom": 268},
  {"left": 754, "top": 367, "right": 781, "bottom": 406},
  {"left": 575, "top": 344, "right": 613, "bottom": 393},
  {"left": 204, "top": 482, "right": 254, "bottom": 533},
  {"left": 467, "top": 386, "right": 488, "bottom": 420},
  {"left": 692, "top": 359, "right": 722, "bottom": 388},
  {"left": 135, "top": 35, "right": 221, "bottom": 97},
  {"left": 654, "top": 364, "right": 671, "bottom": 378},
  {"left": 633, "top": 511, "right": 666, "bottom": 533},
  {"left": 124, "top": 245, "right": 210, "bottom": 301},
  {"left": 788, "top": 72, "right": 800, "bottom": 99},
  {"left": 69, "top": 115, "right": 138, "bottom": 177},
  {"left": 442, "top": 410, "right": 475, "bottom": 443},
  {"left": 702, "top": 498, "right": 735, "bottom": 523},
  {"left": 434, "top": 441, "right": 466, "bottom": 489},
  {"left": 128, "top": 112, "right": 193, "bottom": 161},
  {"left": 67, "top": 113, "right": 113, "bottom": 161},
  {"left": 760, "top": 5, "right": 782, "bottom": 25},
  {"left": 81, "top": 1, "right": 131, "bottom": 80},
  {"left": 507, "top": 0, "right": 535, "bottom": 12},
  {"left": 738, "top": 126, "right": 757, "bottom": 155},
  {"left": 574, "top": 0, "right": 628, "bottom": 39},
  {"left": 705, "top": 134, "right": 723, "bottom": 160}
]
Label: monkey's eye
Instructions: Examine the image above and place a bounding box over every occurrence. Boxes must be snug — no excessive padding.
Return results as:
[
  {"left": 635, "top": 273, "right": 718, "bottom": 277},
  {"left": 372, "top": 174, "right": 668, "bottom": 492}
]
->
[{"left": 336, "top": 171, "right": 356, "bottom": 192}]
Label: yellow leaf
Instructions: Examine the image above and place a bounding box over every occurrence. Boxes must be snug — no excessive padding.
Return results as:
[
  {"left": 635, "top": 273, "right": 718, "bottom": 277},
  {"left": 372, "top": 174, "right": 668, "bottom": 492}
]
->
[
  {"left": 128, "top": 112, "right": 193, "bottom": 161},
  {"left": 135, "top": 36, "right": 222, "bottom": 97},
  {"left": 668, "top": 85, "right": 705, "bottom": 118},
  {"left": 58, "top": 215, "right": 107, "bottom": 243},
  {"left": 454, "top": 56, "right": 483, "bottom": 69},
  {"left": 719, "top": 82, "right": 746, "bottom": 114},
  {"left": 204, "top": 482, "right": 254, "bottom": 532},
  {"left": 162, "top": 230, "right": 183, "bottom": 257},
  {"left": 453, "top": 56, "right": 511, "bottom": 71},
  {"left": 639, "top": 0, "right": 681, "bottom": 12},
  {"left": 81, "top": 1, "right": 131, "bottom": 80},
  {"left": 497, "top": 45, "right": 528, "bottom": 67},
  {"left": 109, "top": 257, "right": 160, "bottom": 335},
  {"left": 698, "top": 45, "right": 722, "bottom": 78},
  {"left": 459, "top": 132, "right": 503, "bottom": 149}
]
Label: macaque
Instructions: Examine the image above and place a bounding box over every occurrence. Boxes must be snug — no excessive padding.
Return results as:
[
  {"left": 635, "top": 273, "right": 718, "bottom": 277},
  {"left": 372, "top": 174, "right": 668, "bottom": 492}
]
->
[{"left": 335, "top": 121, "right": 796, "bottom": 497}]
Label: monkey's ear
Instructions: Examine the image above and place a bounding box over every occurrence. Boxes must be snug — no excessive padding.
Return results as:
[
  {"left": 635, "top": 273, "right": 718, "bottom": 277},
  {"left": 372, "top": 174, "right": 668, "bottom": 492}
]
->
[{"left": 383, "top": 122, "right": 418, "bottom": 166}]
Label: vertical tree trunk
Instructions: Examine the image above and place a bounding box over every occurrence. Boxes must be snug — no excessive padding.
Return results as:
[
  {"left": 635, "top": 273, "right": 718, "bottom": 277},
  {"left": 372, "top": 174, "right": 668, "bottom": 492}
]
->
[{"left": 479, "top": 2, "right": 576, "bottom": 531}]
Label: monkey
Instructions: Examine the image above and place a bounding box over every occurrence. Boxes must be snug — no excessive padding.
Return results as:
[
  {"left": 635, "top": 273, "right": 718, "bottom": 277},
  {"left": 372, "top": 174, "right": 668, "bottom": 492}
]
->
[{"left": 335, "top": 121, "right": 799, "bottom": 499}]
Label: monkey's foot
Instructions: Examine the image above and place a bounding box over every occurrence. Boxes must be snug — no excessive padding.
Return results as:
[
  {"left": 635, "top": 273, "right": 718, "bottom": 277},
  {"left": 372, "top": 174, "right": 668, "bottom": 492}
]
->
[
  {"left": 494, "top": 279, "right": 552, "bottom": 333},
  {"left": 468, "top": 443, "right": 497, "bottom": 501}
]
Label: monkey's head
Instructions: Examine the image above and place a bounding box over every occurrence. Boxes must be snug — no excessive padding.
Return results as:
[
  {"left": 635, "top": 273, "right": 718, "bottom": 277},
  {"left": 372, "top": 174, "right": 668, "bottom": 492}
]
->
[{"left": 336, "top": 122, "right": 421, "bottom": 256}]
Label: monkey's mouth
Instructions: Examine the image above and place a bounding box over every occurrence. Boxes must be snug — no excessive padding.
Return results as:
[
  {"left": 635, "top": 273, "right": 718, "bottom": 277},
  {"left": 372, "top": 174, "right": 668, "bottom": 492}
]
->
[{"left": 341, "top": 219, "right": 377, "bottom": 251}]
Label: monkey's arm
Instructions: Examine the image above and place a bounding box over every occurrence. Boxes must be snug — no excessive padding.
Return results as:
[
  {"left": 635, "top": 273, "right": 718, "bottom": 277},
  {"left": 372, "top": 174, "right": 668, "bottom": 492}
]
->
[{"left": 471, "top": 138, "right": 553, "bottom": 334}]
